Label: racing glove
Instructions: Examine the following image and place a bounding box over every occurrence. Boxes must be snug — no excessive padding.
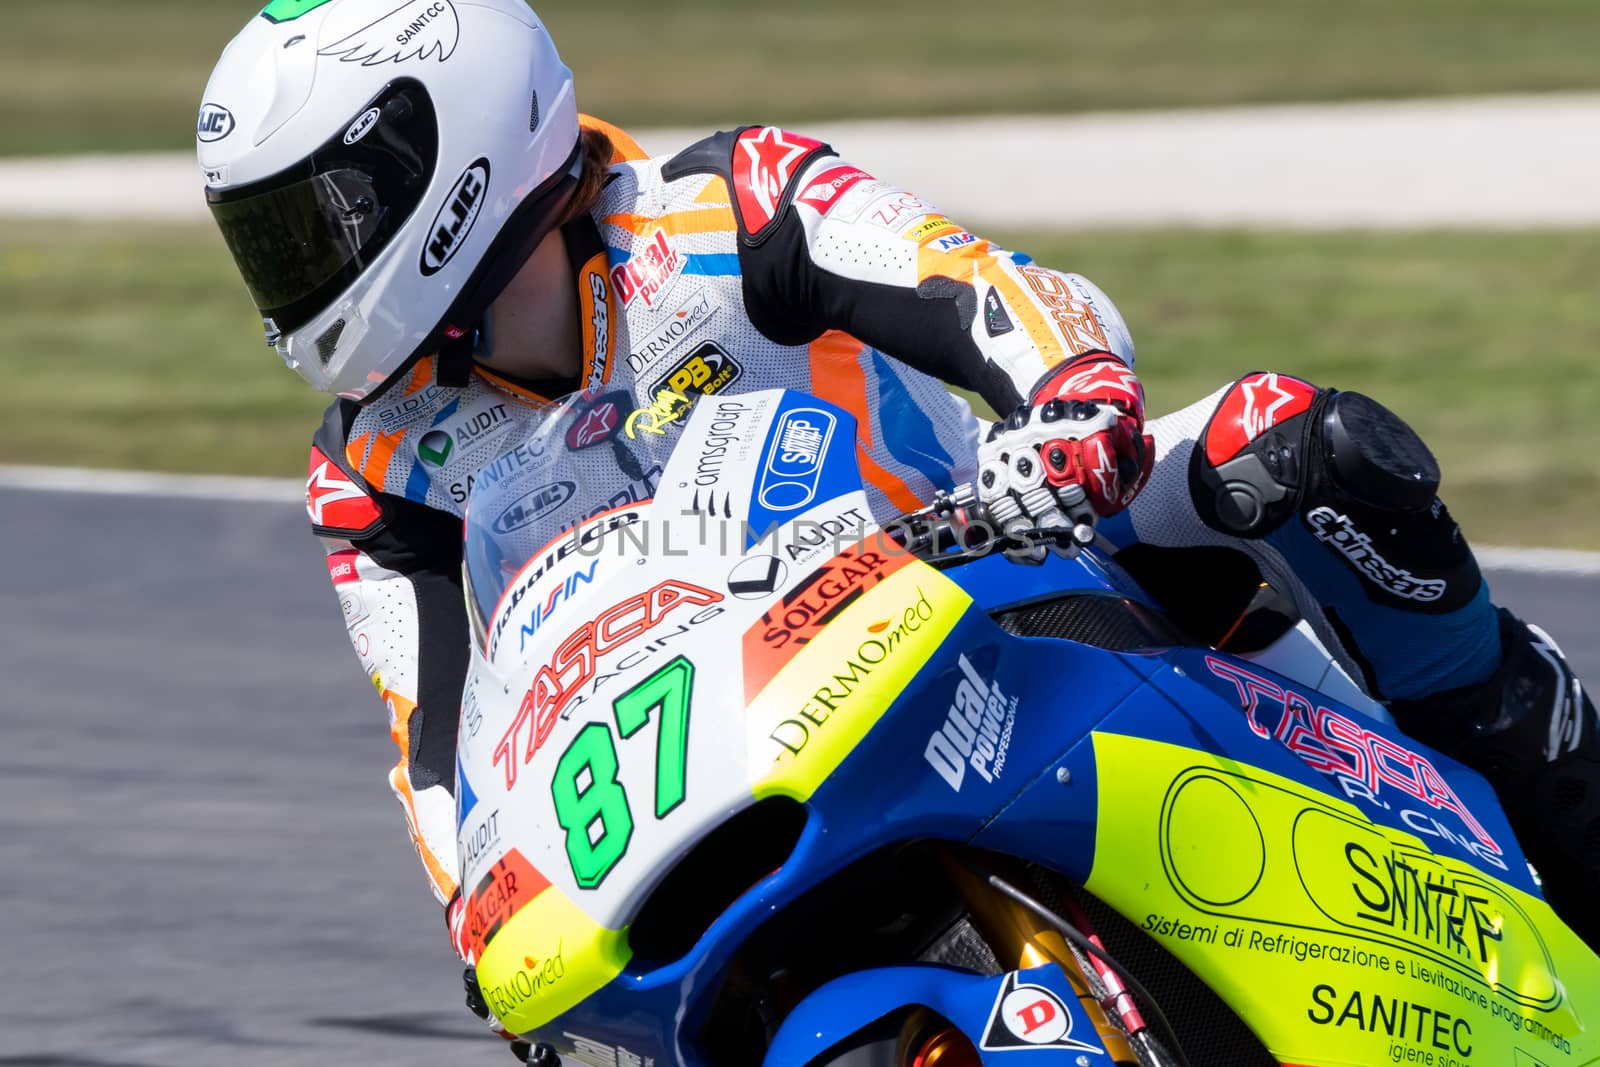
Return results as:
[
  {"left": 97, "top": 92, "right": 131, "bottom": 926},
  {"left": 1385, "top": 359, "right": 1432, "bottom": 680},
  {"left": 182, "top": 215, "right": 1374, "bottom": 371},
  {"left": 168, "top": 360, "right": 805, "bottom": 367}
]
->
[
  {"left": 976, "top": 352, "right": 1155, "bottom": 537},
  {"left": 448, "top": 892, "right": 526, "bottom": 1052}
]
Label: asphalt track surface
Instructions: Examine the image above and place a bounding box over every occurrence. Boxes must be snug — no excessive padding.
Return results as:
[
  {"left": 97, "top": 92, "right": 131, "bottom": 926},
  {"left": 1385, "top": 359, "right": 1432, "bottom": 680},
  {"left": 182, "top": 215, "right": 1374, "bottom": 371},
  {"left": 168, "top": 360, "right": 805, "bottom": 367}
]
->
[
  {"left": 10, "top": 93, "right": 1600, "bottom": 227},
  {"left": 3, "top": 486, "right": 1597, "bottom": 1067}
]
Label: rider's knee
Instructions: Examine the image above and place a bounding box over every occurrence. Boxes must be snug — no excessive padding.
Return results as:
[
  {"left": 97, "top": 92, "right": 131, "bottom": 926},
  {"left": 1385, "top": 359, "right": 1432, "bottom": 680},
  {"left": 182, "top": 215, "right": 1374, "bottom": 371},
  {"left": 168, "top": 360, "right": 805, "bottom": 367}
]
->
[{"left": 1189, "top": 371, "right": 1440, "bottom": 539}]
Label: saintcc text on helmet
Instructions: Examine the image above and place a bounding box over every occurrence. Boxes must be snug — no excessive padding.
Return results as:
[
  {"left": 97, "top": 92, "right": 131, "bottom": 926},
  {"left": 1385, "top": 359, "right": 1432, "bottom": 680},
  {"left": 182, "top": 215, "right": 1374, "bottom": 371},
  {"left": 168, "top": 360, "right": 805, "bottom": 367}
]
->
[{"left": 198, "top": 0, "right": 580, "bottom": 400}]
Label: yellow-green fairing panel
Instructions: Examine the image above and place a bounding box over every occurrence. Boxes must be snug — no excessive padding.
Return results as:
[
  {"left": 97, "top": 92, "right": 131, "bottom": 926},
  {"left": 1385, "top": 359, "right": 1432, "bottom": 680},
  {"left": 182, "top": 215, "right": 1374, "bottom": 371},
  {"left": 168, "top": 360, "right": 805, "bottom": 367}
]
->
[{"left": 1086, "top": 732, "right": 1600, "bottom": 1067}]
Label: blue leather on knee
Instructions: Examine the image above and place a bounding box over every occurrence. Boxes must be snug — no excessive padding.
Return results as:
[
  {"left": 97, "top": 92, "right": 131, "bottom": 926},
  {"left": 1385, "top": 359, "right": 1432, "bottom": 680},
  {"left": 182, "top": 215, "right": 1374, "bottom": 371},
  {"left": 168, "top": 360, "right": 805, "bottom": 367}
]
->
[{"left": 1264, "top": 519, "right": 1501, "bottom": 700}]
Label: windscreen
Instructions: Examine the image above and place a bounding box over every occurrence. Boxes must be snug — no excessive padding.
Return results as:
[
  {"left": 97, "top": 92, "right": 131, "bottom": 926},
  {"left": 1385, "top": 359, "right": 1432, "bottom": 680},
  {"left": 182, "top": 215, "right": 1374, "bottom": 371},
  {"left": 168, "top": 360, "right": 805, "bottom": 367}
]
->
[{"left": 463, "top": 389, "right": 686, "bottom": 644}]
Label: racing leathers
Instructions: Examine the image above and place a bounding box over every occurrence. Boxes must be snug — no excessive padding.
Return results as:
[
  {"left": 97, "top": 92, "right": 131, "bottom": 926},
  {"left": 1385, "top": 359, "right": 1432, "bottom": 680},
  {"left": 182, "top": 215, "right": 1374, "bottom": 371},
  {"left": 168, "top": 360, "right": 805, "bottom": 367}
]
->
[
  {"left": 304, "top": 118, "right": 1596, "bottom": 949},
  {"left": 305, "top": 118, "right": 1138, "bottom": 906}
]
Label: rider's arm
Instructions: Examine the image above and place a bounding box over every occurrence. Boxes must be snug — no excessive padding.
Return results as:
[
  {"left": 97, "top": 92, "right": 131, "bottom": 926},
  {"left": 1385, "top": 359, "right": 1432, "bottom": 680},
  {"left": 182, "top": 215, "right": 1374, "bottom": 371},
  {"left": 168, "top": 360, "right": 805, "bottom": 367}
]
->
[
  {"left": 306, "top": 403, "right": 468, "bottom": 905},
  {"left": 664, "top": 127, "right": 1136, "bottom": 412}
]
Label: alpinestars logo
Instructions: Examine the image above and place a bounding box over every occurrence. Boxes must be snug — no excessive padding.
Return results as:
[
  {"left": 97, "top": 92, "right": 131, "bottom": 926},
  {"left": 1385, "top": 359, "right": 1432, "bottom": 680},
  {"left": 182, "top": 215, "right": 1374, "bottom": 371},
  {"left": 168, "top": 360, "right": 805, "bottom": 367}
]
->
[
  {"left": 733, "top": 126, "right": 824, "bottom": 233},
  {"left": 1241, "top": 371, "right": 1303, "bottom": 440},
  {"left": 980, "top": 972, "right": 1096, "bottom": 1052},
  {"left": 1305, "top": 506, "right": 1446, "bottom": 603},
  {"left": 585, "top": 272, "right": 610, "bottom": 389}
]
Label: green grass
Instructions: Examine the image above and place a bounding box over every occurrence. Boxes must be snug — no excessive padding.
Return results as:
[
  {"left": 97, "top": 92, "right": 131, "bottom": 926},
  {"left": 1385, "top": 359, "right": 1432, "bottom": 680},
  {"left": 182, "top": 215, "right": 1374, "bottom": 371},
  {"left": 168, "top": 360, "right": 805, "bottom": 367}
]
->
[
  {"left": 3, "top": 221, "right": 1597, "bottom": 547},
  {"left": 9, "top": 0, "right": 1600, "bottom": 155}
]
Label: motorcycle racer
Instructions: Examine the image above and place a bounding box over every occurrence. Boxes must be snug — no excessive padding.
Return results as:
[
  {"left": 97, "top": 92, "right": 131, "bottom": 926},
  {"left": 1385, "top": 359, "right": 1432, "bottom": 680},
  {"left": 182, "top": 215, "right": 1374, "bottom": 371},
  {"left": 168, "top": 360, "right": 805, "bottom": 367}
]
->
[{"left": 198, "top": 0, "right": 1598, "bottom": 1005}]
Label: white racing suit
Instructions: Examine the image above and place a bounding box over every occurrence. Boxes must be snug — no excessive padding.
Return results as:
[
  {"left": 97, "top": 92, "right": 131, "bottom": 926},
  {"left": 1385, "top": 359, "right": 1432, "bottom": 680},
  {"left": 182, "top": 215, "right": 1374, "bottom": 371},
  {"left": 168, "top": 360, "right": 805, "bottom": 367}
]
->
[{"left": 304, "top": 118, "right": 1505, "bottom": 907}]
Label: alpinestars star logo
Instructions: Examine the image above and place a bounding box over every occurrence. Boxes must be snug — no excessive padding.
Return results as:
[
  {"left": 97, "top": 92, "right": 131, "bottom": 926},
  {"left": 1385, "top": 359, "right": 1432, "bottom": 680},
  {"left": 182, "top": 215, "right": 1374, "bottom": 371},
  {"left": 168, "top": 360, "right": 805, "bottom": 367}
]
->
[
  {"left": 305, "top": 452, "right": 381, "bottom": 531},
  {"left": 1240, "top": 372, "right": 1302, "bottom": 441},
  {"left": 1087, "top": 436, "right": 1117, "bottom": 501},
  {"left": 734, "top": 126, "right": 824, "bottom": 233},
  {"left": 1059, "top": 359, "right": 1144, "bottom": 415}
]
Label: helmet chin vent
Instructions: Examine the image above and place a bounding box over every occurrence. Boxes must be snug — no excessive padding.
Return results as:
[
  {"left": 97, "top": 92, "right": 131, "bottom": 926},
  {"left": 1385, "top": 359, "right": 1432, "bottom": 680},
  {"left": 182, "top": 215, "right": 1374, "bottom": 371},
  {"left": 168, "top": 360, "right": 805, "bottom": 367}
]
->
[
  {"left": 315, "top": 319, "right": 347, "bottom": 366},
  {"left": 529, "top": 90, "right": 540, "bottom": 133}
]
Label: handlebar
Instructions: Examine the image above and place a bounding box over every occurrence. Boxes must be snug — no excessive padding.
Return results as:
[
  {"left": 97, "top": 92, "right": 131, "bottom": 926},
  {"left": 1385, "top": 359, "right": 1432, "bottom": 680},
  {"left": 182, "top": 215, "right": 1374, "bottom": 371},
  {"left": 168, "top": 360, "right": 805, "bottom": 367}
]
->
[{"left": 888, "top": 480, "right": 1101, "bottom": 567}]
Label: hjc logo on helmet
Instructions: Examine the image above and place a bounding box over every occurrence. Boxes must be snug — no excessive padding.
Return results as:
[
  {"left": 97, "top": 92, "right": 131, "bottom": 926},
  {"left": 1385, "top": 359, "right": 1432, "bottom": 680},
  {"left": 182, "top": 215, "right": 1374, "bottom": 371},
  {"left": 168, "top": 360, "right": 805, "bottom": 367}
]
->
[
  {"left": 196, "top": 103, "right": 235, "bottom": 143},
  {"left": 421, "top": 159, "right": 490, "bottom": 277}
]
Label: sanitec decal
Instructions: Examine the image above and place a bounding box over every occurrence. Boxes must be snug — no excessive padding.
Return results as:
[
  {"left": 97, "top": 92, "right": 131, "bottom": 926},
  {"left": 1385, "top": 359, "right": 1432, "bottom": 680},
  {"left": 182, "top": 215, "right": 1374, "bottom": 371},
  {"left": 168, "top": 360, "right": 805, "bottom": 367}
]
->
[
  {"left": 980, "top": 972, "right": 1095, "bottom": 1052},
  {"left": 493, "top": 581, "right": 724, "bottom": 788},
  {"left": 611, "top": 229, "right": 681, "bottom": 309},
  {"left": 196, "top": 103, "right": 235, "bottom": 143},
  {"left": 319, "top": 0, "right": 460, "bottom": 65},
  {"left": 651, "top": 342, "right": 741, "bottom": 400},
  {"left": 924, "top": 651, "right": 1018, "bottom": 792},
  {"left": 491, "top": 481, "right": 576, "bottom": 537},
  {"left": 305, "top": 447, "right": 382, "bottom": 531},
  {"left": 343, "top": 106, "right": 381, "bottom": 145},
  {"left": 797, "top": 165, "right": 872, "bottom": 215},
  {"left": 756, "top": 408, "right": 835, "bottom": 512},
  {"left": 733, "top": 126, "right": 825, "bottom": 234},
  {"left": 420, "top": 158, "right": 489, "bottom": 276}
]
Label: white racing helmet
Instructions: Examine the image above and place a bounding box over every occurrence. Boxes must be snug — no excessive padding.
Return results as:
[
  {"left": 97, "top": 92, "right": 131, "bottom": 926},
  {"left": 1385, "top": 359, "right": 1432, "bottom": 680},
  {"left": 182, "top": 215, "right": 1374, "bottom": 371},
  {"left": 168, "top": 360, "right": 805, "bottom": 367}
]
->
[{"left": 198, "top": 0, "right": 580, "bottom": 400}]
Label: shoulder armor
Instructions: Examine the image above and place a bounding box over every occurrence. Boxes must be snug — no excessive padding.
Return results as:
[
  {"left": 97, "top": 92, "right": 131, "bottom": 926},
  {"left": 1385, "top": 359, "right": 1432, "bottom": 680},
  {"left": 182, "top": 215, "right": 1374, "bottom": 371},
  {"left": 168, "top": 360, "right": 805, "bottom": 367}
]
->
[
  {"left": 306, "top": 399, "right": 387, "bottom": 539},
  {"left": 663, "top": 126, "right": 833, "bottom": 246}
]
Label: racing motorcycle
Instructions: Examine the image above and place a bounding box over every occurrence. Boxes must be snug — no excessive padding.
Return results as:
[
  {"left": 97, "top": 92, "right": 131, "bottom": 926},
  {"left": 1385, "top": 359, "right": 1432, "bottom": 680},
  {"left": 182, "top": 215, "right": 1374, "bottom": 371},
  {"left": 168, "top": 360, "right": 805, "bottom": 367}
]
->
[{"left": 453, "top": 386, "right": 1600, "bottom": 1067}]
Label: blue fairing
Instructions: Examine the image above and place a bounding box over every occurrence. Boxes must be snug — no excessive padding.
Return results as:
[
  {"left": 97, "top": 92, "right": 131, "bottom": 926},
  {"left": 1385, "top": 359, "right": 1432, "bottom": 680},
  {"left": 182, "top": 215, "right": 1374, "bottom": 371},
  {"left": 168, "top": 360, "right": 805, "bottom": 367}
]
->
[
  {"left": 508, "top": 389, "right": 1544, "bottom": 1066},
  {"left": 766, "top": 964, "right": 1102, "bottom": 1065}
]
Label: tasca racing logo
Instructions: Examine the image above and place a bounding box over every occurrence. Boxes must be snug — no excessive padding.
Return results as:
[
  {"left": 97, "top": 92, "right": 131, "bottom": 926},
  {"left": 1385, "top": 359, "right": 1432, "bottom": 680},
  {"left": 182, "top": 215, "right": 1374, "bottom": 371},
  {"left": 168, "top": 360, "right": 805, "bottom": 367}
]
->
[
  {"left": 924, "top": 650, "right": 1018, "bottom": 792},
  {"left": 1207, "top": 656, "right": 1505, "bottom": 869},
  {"left": 494, "top": 580, "right": 725, "bottom": 787}
]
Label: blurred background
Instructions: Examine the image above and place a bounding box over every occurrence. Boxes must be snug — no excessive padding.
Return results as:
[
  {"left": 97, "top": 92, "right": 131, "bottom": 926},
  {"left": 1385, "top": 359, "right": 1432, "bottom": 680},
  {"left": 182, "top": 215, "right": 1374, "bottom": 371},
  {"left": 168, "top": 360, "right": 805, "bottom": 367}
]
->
[
  {"left": 2, "top": 3, "right": 1598, "bottom": 1065},
  {"left": 3, "top": 0, "right": 1599, "bottom": 542}
]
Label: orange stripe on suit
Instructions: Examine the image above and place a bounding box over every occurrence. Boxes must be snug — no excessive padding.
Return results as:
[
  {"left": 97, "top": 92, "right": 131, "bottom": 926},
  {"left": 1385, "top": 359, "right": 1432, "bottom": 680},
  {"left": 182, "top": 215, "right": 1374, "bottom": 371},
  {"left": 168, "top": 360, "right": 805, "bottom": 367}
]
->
[{"left": 807, "top": 331, "right": 923, "bottom": 513}]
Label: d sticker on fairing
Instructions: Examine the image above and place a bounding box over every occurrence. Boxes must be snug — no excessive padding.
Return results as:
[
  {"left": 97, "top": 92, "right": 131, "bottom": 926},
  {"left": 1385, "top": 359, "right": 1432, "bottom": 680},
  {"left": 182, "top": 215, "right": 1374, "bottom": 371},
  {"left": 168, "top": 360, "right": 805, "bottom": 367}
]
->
[{"left": 980, "top": 971, "right": 1099, "bottom": 1053}]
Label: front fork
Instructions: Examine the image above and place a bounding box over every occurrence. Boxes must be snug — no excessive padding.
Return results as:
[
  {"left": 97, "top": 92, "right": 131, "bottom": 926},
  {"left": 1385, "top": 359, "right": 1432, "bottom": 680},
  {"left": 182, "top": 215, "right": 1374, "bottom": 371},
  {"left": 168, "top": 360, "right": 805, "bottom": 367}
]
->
[{"left": 939, "top": 851, "right": 1140, "bottom": 1066}]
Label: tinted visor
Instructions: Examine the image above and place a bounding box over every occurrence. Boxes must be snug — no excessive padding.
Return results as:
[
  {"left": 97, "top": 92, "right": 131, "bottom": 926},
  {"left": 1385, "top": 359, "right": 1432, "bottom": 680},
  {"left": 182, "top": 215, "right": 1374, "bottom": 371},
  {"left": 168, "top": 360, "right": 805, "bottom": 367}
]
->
[{"left": 208, "top": 79, "right": 439, "bottom": 336}]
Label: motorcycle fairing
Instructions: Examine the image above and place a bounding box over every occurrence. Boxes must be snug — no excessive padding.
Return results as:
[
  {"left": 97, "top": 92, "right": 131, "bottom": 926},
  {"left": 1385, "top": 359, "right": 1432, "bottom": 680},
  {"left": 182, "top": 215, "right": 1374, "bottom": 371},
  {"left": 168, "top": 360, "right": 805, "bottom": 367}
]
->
[
  {"left": 764, "top": 963, "right": 1107, "bottom": 1065},
  {"left": 978, "top": 647, "right": 1600, "bottom": 1067}
]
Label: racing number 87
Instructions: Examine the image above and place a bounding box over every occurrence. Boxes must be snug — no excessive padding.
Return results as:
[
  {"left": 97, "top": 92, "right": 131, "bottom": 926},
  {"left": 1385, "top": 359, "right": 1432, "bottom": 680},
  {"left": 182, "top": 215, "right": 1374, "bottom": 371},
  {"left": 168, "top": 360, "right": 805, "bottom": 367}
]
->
[{"left": 550, "top": 656, "right": 694, "bottom": 888}]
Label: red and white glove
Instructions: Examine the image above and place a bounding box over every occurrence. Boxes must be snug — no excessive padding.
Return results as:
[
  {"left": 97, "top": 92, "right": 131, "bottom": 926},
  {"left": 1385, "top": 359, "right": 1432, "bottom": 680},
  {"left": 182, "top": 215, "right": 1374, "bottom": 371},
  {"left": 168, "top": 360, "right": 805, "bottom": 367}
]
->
[{"left": 978, "top": 352, "right": 1155, "bottom": 535}]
